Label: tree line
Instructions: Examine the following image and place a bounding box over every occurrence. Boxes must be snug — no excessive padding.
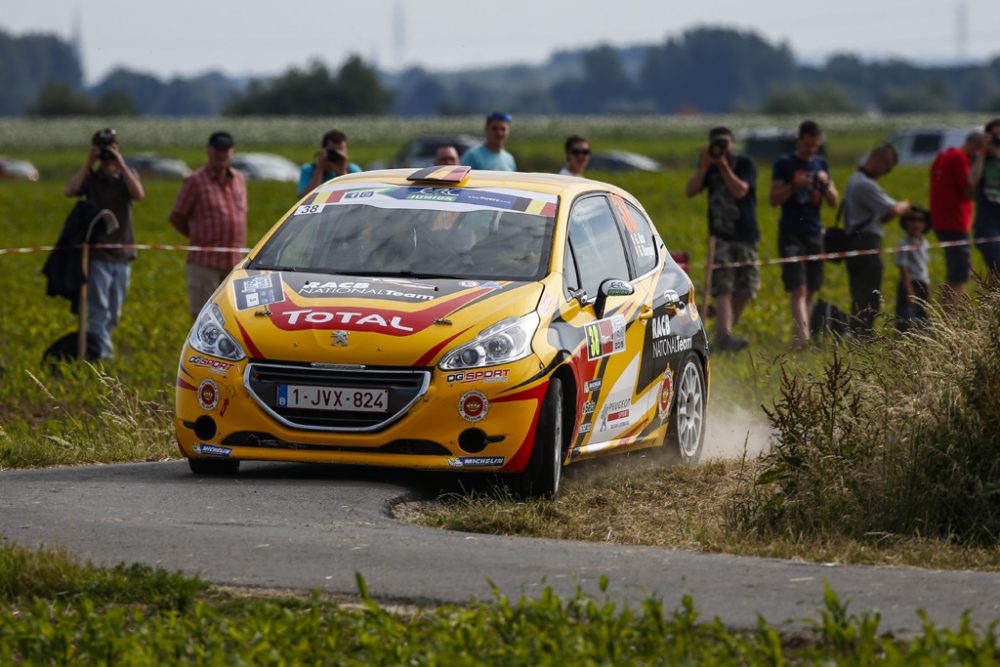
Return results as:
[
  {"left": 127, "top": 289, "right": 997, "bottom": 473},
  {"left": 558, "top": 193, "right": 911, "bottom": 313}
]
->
[{"left": 4, "top": 26, "right": 1000, "bottom": 117}]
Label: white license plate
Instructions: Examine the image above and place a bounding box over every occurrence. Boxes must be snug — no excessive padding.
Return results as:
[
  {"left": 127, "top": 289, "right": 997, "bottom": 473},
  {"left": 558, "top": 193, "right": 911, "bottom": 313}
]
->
[{"left": 277, "top": 384, "right": 389, "bottom": 413}]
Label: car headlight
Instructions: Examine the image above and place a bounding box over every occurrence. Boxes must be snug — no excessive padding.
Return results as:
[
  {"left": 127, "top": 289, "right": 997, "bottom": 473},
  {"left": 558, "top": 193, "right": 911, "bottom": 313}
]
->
[
  {"left": 439, "top": 312, "right": 539, "bottom": 370},
  {"left": 188, "top": 303, "right": 246, "bottom": 362}
]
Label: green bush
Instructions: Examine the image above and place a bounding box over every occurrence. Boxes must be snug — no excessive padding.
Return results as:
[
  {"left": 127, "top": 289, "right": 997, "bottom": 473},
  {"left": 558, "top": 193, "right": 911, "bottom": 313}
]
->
[{"left": 729, "top": 282, "right": 1000, "bottom": 545}]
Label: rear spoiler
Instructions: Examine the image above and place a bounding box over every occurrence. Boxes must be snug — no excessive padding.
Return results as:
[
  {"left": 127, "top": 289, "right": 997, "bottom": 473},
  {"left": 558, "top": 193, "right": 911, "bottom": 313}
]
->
[{"left": 406, "top": 165, "right": 471, "bottom": 184}]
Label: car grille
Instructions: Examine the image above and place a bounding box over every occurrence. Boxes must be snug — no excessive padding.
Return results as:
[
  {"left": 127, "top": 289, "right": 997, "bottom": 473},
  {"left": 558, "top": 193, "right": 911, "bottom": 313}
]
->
[{"left": 244, "top": 362, "right": 430, "bottom": 432}]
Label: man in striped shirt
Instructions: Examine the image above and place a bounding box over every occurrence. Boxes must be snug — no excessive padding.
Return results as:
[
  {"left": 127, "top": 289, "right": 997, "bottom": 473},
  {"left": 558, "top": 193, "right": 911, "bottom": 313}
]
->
[{"left": 169, "top": 131, "right": 248, "bottom": 318}]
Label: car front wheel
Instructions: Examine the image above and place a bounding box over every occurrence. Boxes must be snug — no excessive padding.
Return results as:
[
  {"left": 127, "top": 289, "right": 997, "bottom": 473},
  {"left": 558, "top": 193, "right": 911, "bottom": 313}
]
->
[
  {"left": 509, "top": 377, "right": 564, "bottom": 499},
  {"left": 665, "top": 353, "right": 706, "bottom": 464}
]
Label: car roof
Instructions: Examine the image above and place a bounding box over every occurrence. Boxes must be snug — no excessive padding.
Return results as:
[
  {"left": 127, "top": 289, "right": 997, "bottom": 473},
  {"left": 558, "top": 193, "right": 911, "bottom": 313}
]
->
[{"left": 328, "top": 168, "right": 637, "bottom": 203}]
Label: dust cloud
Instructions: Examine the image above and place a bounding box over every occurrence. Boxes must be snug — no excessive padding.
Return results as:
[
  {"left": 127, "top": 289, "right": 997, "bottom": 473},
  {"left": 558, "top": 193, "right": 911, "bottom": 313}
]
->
[{"left": 701, "top": 404, "right": 772, "bottom": 461}]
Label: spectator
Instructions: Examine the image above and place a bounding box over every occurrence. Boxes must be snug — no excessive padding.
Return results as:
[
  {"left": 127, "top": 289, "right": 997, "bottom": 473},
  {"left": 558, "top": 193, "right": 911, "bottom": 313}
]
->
[
  {"left": 930, "top": 130, "right": 984, "bottom": 304},
  {"left": 297, "top": 130, "right": 362, "bottom": 198},
  {"left": 895, "top": 206, "right": 932, "bottom": 333},
  {"left": 433, "top": 145, "right": 460, "bottom": 166},
  {"left": 769, "top": 120, "right": 839, "bottom": 349},
  {"left": 560, "top": 135, "right": 591, "bottom": 177},
  {"left": 968, "top": 118, "right": 1000, "bottom": 276},
  {"left": 63, "top": 127, "right": 145, "bottom": 359},
  {"left": 842, "top": 143, "right": 911, "bottom": 337},
  {"left": 169, "top": 131, "right": 248, "bottom": 318},
  {"left": 684, "top": 126, "right": 759, "bottom": 351},
  {"left": 461, "top": 112, "right": 517, "bottom": 171}
]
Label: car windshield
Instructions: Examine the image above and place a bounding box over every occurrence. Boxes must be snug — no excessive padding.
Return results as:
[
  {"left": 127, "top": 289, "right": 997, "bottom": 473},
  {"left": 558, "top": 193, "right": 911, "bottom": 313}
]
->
[{"left": 250, "top": 183, "right": 558, "bottom": 281}]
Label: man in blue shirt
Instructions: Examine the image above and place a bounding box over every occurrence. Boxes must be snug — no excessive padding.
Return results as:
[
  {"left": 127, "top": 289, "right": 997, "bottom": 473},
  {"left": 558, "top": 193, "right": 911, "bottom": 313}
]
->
[
  {"left": 297, "top": 130, "right": 362, "bottom": 197},
  {"left": 461, "top": 112, "right": 517, "bottom": 171},
  {"left": 770, "top": 120, "right": 839, "bottom": 349}
]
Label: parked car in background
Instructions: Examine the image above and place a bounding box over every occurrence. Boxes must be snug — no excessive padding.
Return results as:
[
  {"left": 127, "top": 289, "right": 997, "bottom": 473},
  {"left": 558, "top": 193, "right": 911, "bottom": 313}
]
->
[
  {"left": 392, "top": 135, "right": 478, "bottom": 168},
  {"left": 175, "top": 167, "right": 709, "bottom": 498},
  {"left": 740, "top": 129, "right": 827, "bottom": 163},
  {"left": 231, "top": 153, "right": 301, "bottom": 182},
  {"left": 587, "top": 151, "right": 662, "bottom": 173},
  {"left": 0, "top": 156, "right": 40, "bottom": 181},
  {"left": 888, "top": 128, "right": 976, "bottom": 165},
  {"left": 125, "top": 153, "right": 190, "bottom": 180}
]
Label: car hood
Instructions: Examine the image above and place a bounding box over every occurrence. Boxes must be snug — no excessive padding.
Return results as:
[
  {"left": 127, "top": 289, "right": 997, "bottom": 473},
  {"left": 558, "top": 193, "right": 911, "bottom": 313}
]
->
[{"left": 219, "top": 269, "right": 544, "bottom": 367}]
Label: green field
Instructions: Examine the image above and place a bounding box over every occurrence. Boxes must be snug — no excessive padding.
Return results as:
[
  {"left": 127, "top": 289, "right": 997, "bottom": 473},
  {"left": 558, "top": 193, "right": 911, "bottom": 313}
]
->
[{"left": 0, "top": 117, "right": 995, "bottom": 470}]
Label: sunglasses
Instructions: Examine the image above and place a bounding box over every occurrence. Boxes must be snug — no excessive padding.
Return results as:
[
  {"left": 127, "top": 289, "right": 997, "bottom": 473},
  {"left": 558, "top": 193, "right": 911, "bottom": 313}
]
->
[
  {"left": 570, "top": 148, "right": 592, "bottom": 156},
  {"left": 487, "top": 112, "right": 511, "bottom": 122}
]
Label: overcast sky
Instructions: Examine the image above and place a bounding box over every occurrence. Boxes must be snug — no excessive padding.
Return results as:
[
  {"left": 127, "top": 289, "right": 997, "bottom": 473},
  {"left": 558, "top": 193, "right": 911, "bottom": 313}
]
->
[{"left": 4, "top": 0, "right": 998, "bottom": 83}]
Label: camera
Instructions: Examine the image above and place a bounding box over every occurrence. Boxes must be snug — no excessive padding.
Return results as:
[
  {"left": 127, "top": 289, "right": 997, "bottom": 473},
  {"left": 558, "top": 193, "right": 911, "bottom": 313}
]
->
[
  {"left": 93, "top": 128, "right": 117, "bottom": 161},
  {"left": 708, "top": 138, "right": 728, "bottom": 159},
  {"left": 326, "top": 149, "right": 346, "bottom": 164}
]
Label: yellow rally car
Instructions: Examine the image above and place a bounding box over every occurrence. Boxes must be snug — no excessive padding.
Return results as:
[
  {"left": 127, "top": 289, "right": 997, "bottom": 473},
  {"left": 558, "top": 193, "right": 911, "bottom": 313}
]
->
[{"left": 175, "top": 166, "right": 709, "bottom": 497}]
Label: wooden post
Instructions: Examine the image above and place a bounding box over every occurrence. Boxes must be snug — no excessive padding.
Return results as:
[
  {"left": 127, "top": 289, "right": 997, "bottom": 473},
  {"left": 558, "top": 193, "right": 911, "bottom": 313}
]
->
[{"left": 703, "top": 235, "right": 716, "bottom": 316}]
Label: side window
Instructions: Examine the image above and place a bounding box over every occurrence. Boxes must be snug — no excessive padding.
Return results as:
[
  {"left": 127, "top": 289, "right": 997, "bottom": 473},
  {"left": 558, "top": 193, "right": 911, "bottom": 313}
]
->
[
  {"left": 616, "top": 198, "right": 658, "bottom": 275},
  {"left": 563, "top": 240, "right": 580, "bottom": 299},
  {"left": 567, "top": 195, "right": 631, "bottom": 302}
]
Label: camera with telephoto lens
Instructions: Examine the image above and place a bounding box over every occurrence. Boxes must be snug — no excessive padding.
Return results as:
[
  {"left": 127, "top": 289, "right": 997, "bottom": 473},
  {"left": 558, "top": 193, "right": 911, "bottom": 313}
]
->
[
  {"left": 94, "top": 128, "right": 117, "bottom": 161},
  {"left": 708, "top": 138, "right": 728, "bottom": 159},
  {"left": 326, "top": 148, "right": 346, "bottom": 164}
]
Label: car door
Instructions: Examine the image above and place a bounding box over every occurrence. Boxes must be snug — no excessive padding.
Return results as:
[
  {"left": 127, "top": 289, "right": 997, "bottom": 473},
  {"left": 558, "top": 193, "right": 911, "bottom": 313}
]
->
[{"left": 559, "top": 194, "right": 645, "bottom": 450}]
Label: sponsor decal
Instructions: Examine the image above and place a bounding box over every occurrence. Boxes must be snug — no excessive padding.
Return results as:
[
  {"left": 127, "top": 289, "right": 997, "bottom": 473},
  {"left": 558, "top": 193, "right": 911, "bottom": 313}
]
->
[
  {"left": 331, "top": 330, "right": 350, "bottom": 347},
  {"left": 193, "top": 444, "right": 232, "bottom": 458},
  {"left": 582, "top": 400, "right": 596, "bottom": 415},
  {"left": 651, "top": 314, "right": 671, "bottom": 339},
  {"left": 578, "top": 422, "right": 592, "bottom": 434},
  {"left": 408, "top": 187, "right": 460, "bottom": 202},
  {"left": 446, "top": 369, "right": 510, "bottom": 384},
  {"left": 298, "top": 280, "right": 435, "bottom": 302},
  {"left": 280, "top": 308, "right": 415, "bottom": 333},
  {"left": 198, "top": 379, "right": 219, "bottom": 411},
  {"left": 584, "top": 378, "right": 602, "bottom": 393},
  {"left": 458, "top": 280, "right": 479, "bottom": 288},
  {"left": 234, "top": 274, "right": 285, "bottom": 311},
  {"left": 630, "top": 231, "right": 655, "bottom": 258},
  {"left": 458, "top": 391, "right": 489, "bottom": 422},
  {"left": 187, "top": 355, "right": 234, "bottom": 376},
  {"left": 447, "top": 456, "right": 505, "bottom": 468},
  {"left": 604, "top": 279, "right": 633, "bottom": 297},
  {"left": 598, "top": 398, "right": 631, "bottom": 432},
  {"left": 585, "top": 314, "right": 626, "bottom": 360},
  {"left": 653, "top": 335, "right": 693, "bottom": 359},
  {"left": 343, "top": 190, "right": 375, "bottom": 200},
  {"left": 657, "top": 369, "right": 674, "bottom": 420}
]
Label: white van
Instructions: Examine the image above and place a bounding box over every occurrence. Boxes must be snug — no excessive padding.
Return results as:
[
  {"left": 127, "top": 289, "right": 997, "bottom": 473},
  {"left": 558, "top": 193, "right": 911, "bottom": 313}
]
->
[{"left": 888, "top": 128, "right": 976, "bottom": 165}]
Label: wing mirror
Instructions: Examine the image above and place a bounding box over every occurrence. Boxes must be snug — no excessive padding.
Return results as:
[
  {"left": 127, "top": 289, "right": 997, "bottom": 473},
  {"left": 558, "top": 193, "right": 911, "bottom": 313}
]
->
[{"left": 594, "top": 278, "right": 634, "bottom": 319}]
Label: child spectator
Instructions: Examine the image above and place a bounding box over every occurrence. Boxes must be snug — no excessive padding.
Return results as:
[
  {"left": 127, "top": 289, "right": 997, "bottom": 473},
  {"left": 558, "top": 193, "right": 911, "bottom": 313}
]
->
[{"left": 895, "top": 206, "right": 932, "bottom": 333}]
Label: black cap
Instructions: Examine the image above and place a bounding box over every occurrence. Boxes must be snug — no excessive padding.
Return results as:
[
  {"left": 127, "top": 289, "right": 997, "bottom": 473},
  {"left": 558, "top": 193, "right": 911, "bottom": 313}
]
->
[{"left": 208, "top": 131, "right": 234, "bottom": 149}]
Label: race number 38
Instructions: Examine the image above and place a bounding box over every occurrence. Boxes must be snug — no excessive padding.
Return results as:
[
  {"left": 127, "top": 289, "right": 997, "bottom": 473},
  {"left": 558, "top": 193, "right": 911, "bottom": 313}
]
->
[{"left": 295, "top": 204, "right": 323, "bottom": 215}]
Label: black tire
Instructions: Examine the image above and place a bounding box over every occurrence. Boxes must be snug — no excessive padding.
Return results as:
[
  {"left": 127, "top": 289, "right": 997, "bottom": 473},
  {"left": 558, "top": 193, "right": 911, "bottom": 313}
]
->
[
  {"left": 509, "top": 377, "right": 565, "bottom": 499},
  {"left": 665, "top": 353, "right": 707, "bottom": 464},
  {"left": 188, "top": 458, "right": 240, "bottom": 475}
]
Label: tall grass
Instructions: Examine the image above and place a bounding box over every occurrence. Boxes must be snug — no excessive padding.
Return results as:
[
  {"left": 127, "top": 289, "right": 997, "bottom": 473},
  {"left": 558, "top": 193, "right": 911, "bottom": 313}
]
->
[{"left": 728, "top": 281, "right": 1000, "bottom": 546}]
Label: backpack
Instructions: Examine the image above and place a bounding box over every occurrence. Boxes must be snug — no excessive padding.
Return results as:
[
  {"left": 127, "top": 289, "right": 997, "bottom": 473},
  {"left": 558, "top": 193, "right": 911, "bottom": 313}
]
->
[{"left": 810, "top": 300, "right": 849, "bottom": 340}]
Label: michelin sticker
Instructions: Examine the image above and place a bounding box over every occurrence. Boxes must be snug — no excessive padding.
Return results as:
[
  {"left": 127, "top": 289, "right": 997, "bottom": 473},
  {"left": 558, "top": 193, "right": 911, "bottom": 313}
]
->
[
  {"left": 447, "top": 456, "right": 505, "bottom": 468},
  {"left": 193, "top": 444, "right": 232, "bottom": 458},
  {"left": 234, "top": 274, "right": 285, "bottom": 311}
]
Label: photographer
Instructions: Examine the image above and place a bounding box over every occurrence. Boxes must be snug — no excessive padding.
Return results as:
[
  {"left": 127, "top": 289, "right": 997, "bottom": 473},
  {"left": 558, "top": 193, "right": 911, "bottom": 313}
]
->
[
  {"left": 968, "top": 118, "right": 1000, "bottom": 276},
  {"left": 769, "top": 120, "right": 839, "bottom": 350},
  {"left": 63, "top": 128, "right": 145, "bottom": 359},
  {"left": 297, "top": 130, "right": 362, "bottom": 198},
  {"left": 842, "top": 143, "right": 911, "bottom": 337},
  {"left": 685, "top": 126, "right": 759, "bottom": 351}
]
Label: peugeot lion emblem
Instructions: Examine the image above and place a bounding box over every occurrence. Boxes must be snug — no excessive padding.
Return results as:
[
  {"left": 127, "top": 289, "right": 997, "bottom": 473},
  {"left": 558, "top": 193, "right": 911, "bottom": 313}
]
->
[{"left": 331, "top": 330, "right": 350, "bottom": 347}]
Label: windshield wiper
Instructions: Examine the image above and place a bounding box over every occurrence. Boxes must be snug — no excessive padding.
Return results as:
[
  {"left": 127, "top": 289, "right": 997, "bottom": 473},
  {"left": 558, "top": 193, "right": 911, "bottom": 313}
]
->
[
  {"left": 330, "top": 270, "right": 466, "bottom": 281},
  {"left": 251, "top": 264, "right": 300, "bottom": 272}
]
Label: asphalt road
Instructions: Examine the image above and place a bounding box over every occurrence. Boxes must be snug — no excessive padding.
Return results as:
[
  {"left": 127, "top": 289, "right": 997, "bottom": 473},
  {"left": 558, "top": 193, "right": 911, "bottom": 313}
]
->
[{"left": 2, "top": 460, "right": 999, "bottom": 633}]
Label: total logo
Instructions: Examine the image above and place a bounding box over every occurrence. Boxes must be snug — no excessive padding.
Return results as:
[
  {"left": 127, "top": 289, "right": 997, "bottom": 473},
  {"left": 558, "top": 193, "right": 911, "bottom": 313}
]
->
[
  {"left": 280, "top": 308, "right": 414, "bottom": 333},
  {"left": 446, "top": 369, "right": 510, "bottom": 384},
  {"left": 198, "top": 379, "right": 219, "bottom": 411},
  {"left": 458, "top": 390, "right": 489, "bottom": 422},
  {"left": 657, "top": 369, "right": 674, "bottom": 420}
]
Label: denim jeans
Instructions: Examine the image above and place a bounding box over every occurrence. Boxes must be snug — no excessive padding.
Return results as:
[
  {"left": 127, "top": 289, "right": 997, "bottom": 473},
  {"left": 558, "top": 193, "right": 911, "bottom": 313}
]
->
[{"left": 87, "top": 260, "right": 130, "bottom": 358}]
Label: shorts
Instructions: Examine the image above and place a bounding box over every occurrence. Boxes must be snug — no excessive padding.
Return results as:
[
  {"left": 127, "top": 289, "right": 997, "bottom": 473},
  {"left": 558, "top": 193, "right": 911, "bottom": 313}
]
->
[
  {"left": 711, "top": 238, "right": 760, "bottom": 298},
  {"left": 186, "top": 263, "right": 230, "bottom": 317},
  {"left": 778, "top": 231, "right": 824, "bottom": 293},
  {"left": 934, "top": 230, "right": 971, "bottom": 284}
]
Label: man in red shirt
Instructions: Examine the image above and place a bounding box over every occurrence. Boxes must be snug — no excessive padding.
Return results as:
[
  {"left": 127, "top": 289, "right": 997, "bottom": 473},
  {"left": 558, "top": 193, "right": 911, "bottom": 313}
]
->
[
  {"left": 169, "top": 131, "right": 248, "bottom": 318},
  {"left": 929, "top": 130, "right": 984, "bottom": 303}
]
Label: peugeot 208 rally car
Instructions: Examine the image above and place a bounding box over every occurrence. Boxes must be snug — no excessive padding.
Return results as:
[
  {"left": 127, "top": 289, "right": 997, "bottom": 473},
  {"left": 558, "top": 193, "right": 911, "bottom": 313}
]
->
[{"left": 175, "top": 166, "right": 709, "bottom": 498}]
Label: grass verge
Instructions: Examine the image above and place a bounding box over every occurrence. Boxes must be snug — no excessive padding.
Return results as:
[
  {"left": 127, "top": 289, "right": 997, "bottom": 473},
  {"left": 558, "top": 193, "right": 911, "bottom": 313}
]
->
[{"left": 0, "top": 543, "right": 997, "bottom": 664}]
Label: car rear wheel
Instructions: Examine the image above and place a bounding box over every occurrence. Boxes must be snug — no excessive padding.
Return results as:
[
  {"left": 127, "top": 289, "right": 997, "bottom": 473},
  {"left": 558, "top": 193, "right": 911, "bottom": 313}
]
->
[
  {"left": 188, "top": 458, "right": 240, "bottom": 476},
  {"left": 509, "top": 377, "right": 564, "bottom": 499},
  {"left": 665, "top": 353, "right": 706, "bottom": 464}
]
